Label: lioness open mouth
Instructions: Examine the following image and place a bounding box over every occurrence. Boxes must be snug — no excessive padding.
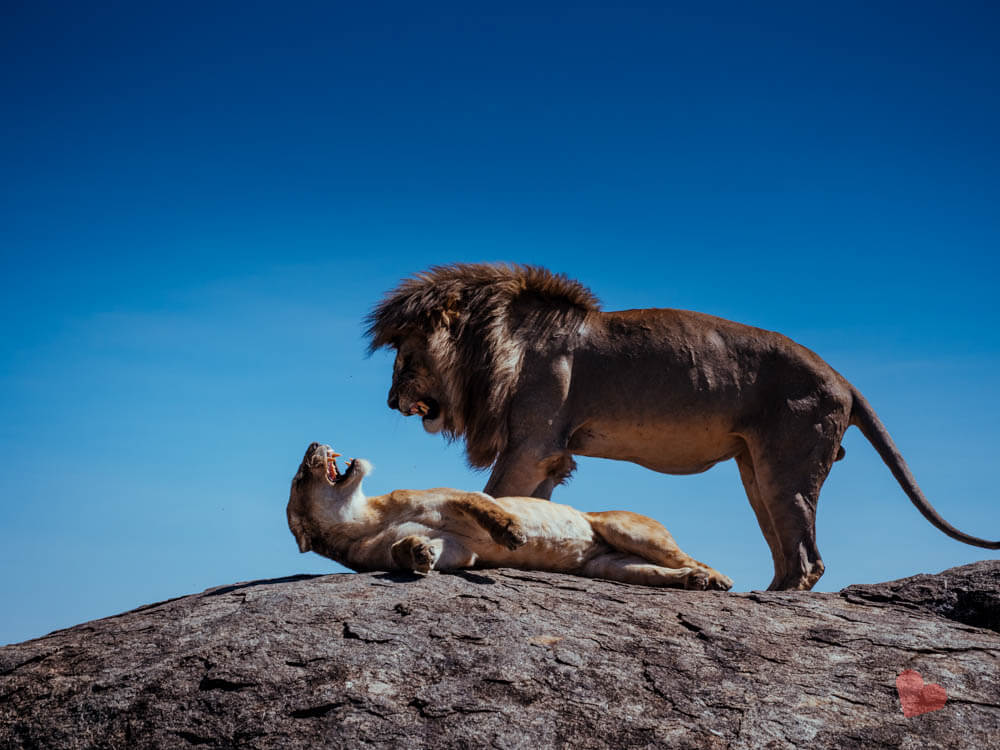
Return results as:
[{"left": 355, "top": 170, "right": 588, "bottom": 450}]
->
[{"left": 325, "top": 448, "right": 357, "bottom": 484}]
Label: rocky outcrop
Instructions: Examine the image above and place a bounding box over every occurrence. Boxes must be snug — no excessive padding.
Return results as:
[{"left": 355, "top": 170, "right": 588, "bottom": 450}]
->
[{"left": 2, "top": 561, "right": 998, "bottom": 749}]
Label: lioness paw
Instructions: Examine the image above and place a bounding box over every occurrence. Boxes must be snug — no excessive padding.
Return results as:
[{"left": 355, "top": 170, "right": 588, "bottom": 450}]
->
[
  {"left": 391, "top": 536, "right": 440, "bottom": 574},
  {"left": 710, "top": 572, "right": 734, "bottom": 591},
  {"left": 684, "top": 569, "right": 710, "bottom": 591},
  {"left": 698, "top": 568, "right": 734, "bottom": 591},
  {"left": 410, "top": 543, "right": 437, "bottom": 573},
  {"left": 492, "top": 520, "right": 527, "bottom": 551}
]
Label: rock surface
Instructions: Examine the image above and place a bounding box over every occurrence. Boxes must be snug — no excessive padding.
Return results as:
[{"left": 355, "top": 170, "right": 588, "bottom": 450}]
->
[{"left": 2, "top": 561, "right": 998, "bottom": 749}]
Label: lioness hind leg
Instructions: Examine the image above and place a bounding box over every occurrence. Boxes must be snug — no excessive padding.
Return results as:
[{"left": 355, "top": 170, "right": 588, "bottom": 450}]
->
[
  {"left": 585, "top": 511, "right": 733, "bottom": 591},
  {"left": 583, "top": 552, "right": 724, "bottom": 590},
  {"left": 391, "top": 535, "right": 443, "bottom": 574}
]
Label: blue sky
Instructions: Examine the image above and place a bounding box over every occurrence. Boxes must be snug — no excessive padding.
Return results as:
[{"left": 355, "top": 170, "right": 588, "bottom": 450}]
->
[{"left": 2, "top": 1, "right": 998, "bottom": 645}]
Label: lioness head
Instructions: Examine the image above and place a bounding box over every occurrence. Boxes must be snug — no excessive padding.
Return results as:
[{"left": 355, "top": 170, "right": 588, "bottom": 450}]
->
[{"left": 287, "top": 442, "right": 372, "bottom": 553}]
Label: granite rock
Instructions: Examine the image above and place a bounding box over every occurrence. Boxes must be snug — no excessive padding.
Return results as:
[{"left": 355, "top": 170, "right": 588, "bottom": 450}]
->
[{"left": 2, "top": 562, "right": 998, "bottom": 749}]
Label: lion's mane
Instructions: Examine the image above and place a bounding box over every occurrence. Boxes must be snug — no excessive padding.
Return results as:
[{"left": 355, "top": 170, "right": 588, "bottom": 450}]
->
[{"left": 365, "top": 263, "right": 601, "bottom": 467}]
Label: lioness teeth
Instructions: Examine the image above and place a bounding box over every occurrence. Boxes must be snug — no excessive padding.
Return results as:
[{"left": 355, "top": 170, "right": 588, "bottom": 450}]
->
[{"left": 326, "top": 448, "right": 342, "bottom": 482}]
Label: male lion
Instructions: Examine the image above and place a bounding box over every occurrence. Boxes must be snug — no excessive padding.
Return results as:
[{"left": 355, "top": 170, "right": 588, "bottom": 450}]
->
[
  {"left": 287, "top": 442, "right": 732, "bottom": 590},
  {"left": 366, "top": 263, "right": 1000, "bottom": 591}
]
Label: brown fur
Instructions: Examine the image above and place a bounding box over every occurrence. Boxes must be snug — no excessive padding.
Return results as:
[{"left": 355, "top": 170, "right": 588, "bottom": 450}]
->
[
  {"left": 287, "top": 443, "right": 732, "bottom": 590},
  {"left": 366, "top": 264, "right": 598, "bottom": 468},
  {"left": 368, "top": 263, "right": 1000, "bottom": 591}
]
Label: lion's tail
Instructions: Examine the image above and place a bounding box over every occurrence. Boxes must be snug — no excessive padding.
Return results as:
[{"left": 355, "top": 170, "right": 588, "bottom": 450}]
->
[{"left": 850, "top": 386, "right": 1000, "bottom": 549}]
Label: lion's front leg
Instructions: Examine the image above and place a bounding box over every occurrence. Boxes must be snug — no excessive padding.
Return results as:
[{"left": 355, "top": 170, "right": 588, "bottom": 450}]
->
[
  {"left": 390, "top": 535, "right": 443, "bottom": 574},
  {"left": 485, "top": 446, "right": 575, "bottom": 500}
]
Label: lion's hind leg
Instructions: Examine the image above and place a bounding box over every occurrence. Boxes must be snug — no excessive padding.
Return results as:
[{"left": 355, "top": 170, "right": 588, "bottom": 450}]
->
[
  {"left": 741, "top": 399, "right": 850, "bottom": 591},
  {"left": 585, "top": 511, "right": 733, "bottom": 591},
  {"left": 391, "top": 535, "right": 444, "bottom": 574}
]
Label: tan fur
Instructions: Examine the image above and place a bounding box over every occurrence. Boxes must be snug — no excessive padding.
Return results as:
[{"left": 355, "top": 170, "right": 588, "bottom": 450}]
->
[
  {"left": 368, "top": 263, "right": 1000, "bottom": 591},
  {"left": 287, "top": 443, "right": 732, "bottom": 590}
]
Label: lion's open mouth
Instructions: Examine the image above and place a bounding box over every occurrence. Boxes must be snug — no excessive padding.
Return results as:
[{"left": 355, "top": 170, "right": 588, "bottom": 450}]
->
[
  {"left": 411, "top": 398, "right": 441, "bottom": 421},
  {"left": 326, "top": 449, "right": 357, "bottom": 484}
]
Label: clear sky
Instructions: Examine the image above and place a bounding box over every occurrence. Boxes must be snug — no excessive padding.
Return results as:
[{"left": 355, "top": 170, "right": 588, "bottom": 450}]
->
[{"left": 2, "top": 1, "right": 998, "bottom": 645}]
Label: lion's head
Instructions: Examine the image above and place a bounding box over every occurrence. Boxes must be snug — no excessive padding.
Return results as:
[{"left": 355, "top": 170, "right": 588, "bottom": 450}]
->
[
  {"left": 287, "top": 442, "right": 372, "bottom": 553},
  {"left": 365, "top": 263, "right": 600, "bottom": 468},
  {"left": 383, "top": 329, "right": 450, "bottom": 435}
]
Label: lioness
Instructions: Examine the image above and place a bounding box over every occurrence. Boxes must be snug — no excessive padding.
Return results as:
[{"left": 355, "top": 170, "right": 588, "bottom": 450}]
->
[
  {"left": 367, "top": 263, "right": 1000, "bottom": 591},
  {"left": 287, "top": 442, "right": 733, "bottom": 590}
]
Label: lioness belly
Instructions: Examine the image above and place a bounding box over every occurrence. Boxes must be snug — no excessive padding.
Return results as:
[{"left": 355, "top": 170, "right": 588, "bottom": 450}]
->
[
  {"left": 568, "top": 417, "right": 743, "bottom": 474},
  {"left": 476, "top": 497, "right": 601, "bottom": 570}
]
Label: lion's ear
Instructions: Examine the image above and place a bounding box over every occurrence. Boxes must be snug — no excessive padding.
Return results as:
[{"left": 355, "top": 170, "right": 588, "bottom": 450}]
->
[{"left": 435, "top": 290, "right": 464, "bottom": 330}]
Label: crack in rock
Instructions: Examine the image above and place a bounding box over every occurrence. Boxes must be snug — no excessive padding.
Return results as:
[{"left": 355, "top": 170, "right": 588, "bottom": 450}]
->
[
  {"left": 197, "top": 676, "right": 254, "bottom": 692},
  {"left": 289, "top": 702, "right": 344, "bottom": 719}
]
